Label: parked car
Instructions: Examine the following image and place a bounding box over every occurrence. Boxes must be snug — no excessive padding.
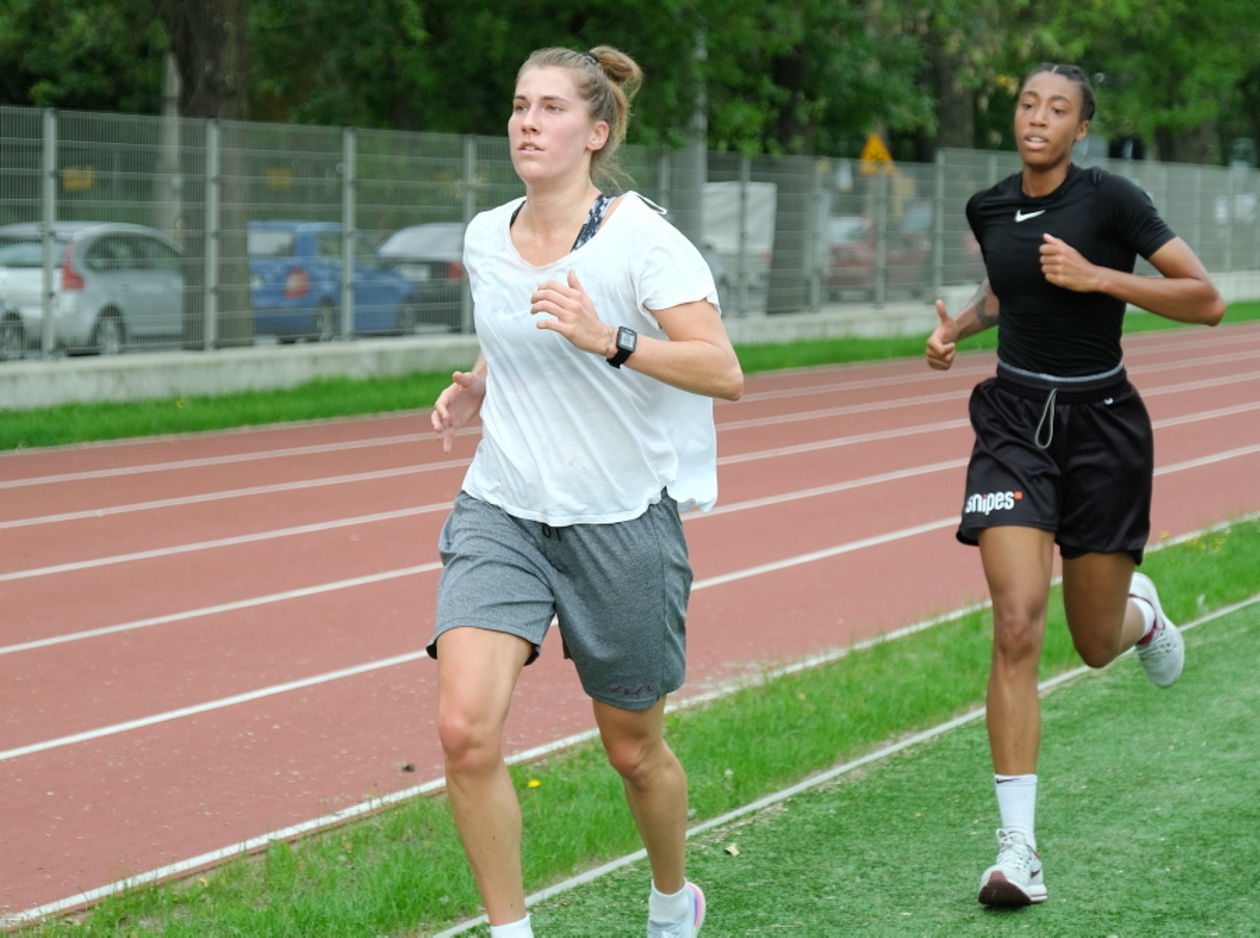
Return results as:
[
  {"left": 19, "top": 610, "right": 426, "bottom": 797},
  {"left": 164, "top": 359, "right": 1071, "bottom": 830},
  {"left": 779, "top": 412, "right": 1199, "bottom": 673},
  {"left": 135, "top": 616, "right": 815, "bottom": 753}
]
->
[
  {"left": 248, "top": 221, "right": 420, "bottom": 340},
  {"left": 376, "top": 222, "right": 466, "bottom": 332},
  {"left": 823, "top": 214, "right": 931, "bottom": 301},
  {"left": 0, "top": 221, "right": 184, "bottom": 358}
]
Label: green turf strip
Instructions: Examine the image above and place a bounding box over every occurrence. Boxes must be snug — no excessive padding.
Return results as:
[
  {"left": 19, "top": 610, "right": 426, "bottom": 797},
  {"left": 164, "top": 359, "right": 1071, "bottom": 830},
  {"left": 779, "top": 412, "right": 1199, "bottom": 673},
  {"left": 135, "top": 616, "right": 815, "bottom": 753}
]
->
[
  {"left": 531, "top": 599, "right": 1260, "bottom": 936},
  {"left": 25, "top": 517, "right": 1259, "bottom": 936}
]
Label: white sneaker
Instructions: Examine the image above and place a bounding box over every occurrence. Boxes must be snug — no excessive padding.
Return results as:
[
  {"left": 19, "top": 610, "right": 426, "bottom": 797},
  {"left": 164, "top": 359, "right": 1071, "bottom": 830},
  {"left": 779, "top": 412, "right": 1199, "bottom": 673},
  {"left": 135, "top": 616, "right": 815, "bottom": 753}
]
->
[
  {"left": 647, "top": 882, "right": 706, "bottom": 937},
  {"left": 1131, "top": 572, "right": 1185, "bottom": 688},
  {"left": 978, "top": 829, "right": 1047, "bottom": 906}
]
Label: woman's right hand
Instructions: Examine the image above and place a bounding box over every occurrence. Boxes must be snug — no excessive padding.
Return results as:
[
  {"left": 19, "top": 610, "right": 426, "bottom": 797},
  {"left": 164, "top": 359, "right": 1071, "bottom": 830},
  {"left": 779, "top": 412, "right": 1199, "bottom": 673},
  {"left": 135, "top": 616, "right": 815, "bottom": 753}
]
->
[
  {"left": 431, "top": 369, "right": 487, "bottom": 453},
  {"left": 925, "top": 300, "right": 959, "bottom": 371}
]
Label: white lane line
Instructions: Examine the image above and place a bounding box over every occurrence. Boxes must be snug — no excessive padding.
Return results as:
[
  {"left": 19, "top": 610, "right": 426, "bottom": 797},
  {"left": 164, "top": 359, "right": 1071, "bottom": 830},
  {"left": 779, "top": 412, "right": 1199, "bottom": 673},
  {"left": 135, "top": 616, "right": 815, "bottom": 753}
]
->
[
  {"left": 732, "top": 326, "right": 1260, "bottom": 403},
  {"left": 7, "top": 371, "right": 1254, "bottom": 536},
  {"left": 0, "top": 519, "right": 963, "bottom": 763},
  {"left": 0, "top": 650, "right": 432, "bottom": 762},
  {"left": 717, "top": 367, "right": 1258, "bottom": 432},
  {"left": 0, "top": 516, "right": 967, "bottom": 766},
  {"left": 10, "top": 568, "right": 1257, "bottom": 931},
  {"left": 2, "top": 343, "right": 1255, "bottom": 491},
  {"left": 699, "top": 460, "right": 970, "bottom": 516},
  {"left": 0, "top": 432, "right": 448, "bottom": 490},
  {"left": 1156, "top": 442, "right": 1260, "bottom": 474},
  {"left": 13, "top": 445, "right": 1257, "bottom": 761},
  {"left": 12, "top": 390, "right": 1260, "bottom": 574},
  {"left": 4, "top": 415, "right": 1259, "bottom": 633},
  {"left": 0, "top": 463, "right": 463, "bottom": 530},
  {"left": 0, "top": 563, "right": 442, "bottom": 657},
  {"left": 3, "top": 421, "right": 969, "bottom": 531},
  {"left": 0, "top": 504, "right": 446, "bottom": 583},
  {"left": 7, "top": 396, "right": 1258, "bottom": 581}
]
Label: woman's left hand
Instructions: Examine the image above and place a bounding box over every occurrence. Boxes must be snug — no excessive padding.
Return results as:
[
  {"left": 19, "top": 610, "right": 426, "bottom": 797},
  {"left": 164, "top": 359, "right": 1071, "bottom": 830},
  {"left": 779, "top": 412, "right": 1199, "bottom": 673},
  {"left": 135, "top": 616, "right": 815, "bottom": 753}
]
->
[
  {"left": 530, "top": 268, "right": 613, "bottom": 357},
  {"left": 1040, "top": 233, "right": 1102, "bottom": 293}
]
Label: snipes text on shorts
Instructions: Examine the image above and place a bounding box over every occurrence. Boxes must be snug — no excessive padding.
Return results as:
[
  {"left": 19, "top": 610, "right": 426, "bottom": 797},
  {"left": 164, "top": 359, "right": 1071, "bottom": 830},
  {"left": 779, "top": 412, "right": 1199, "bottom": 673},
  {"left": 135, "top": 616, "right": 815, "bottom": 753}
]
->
[{"left": 964, "top": 490, "right": 1020, "bottom": 515}]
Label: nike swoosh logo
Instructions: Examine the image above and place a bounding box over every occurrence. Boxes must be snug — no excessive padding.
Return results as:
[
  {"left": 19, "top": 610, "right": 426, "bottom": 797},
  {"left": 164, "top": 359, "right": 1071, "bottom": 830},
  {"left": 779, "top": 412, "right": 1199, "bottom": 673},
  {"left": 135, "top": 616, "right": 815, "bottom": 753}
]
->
[{"left": 1015, "top": 209, "right": 1046, "bottom": 222}]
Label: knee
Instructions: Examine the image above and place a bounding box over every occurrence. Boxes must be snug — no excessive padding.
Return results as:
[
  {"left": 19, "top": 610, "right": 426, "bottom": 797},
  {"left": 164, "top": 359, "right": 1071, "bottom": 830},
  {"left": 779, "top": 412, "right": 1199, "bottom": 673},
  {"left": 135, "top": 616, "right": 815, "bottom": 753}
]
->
[
  {"left": 604, "top": 737, "right": 667, "bottom": 788},
  {"left": 437, "top": 708, "right": 500, "bottom": 775},
  {"left": 1073, "top": 635, "right": 1120, "bottom": 669},
  {"left": 991, "top": 610, "right": 1043, "bottom": 665}
]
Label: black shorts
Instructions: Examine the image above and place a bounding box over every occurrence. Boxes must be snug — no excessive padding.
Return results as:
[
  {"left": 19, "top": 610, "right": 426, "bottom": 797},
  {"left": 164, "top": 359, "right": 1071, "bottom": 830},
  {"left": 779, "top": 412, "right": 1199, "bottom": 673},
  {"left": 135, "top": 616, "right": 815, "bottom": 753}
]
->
[{"left": 956, "top": 362, "right": 1153, "bottom": 562}]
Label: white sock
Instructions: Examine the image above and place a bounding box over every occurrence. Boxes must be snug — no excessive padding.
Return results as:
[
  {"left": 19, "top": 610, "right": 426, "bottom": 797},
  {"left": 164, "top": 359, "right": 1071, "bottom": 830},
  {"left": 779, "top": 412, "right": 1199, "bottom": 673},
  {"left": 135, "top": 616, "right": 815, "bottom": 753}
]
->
[
  {"left": 994, "top": 773, "right": 1038, "bottom": 850},
  {"left": 1131, "top": 594, "right": 1157, "bottom": 642},
  {"left": 489, "top": 915, "right": 533, "bottom": 938},
  {"left": 649, "top": 882, "right": 691, "bottom": 922}
]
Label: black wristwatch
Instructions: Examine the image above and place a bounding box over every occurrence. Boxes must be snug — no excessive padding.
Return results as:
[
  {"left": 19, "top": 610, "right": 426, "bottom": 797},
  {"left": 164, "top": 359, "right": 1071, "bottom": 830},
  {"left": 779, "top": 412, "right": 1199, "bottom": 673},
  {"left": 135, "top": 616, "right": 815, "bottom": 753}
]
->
[{"left": 606, "top": 326, "right": 637, "bottom": 368}]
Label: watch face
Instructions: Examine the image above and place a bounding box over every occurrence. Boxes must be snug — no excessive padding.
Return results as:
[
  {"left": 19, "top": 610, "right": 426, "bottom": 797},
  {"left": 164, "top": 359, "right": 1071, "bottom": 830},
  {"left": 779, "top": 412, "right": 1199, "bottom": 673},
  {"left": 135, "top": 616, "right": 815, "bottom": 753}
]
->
[{"left": 618, "top": 327, "right": 637, "bottom": 352}]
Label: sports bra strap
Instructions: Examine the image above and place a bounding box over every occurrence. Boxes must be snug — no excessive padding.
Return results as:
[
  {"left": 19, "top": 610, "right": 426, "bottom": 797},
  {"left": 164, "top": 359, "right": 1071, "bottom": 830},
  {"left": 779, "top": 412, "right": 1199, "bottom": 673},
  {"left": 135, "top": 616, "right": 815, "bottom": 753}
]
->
[{"left": 509, "top": 193, "right": 612, "bottom": 252}]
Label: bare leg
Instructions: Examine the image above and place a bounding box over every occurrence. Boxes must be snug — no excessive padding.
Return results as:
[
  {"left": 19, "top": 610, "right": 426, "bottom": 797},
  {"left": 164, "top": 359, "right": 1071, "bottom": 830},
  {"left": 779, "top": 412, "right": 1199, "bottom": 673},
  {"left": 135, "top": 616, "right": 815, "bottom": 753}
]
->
[
  {"left": 435, "top": 627, "right": 534, "bottom": 926},
  {"left": 978, "top": 526, "right": 1056, "bottom": 775},
  {"left": 1061, "top": 552, "right": 1143, "bottom": 666},
  {"left": 593, "top": 697, "right": 688, "bottom": 893}
]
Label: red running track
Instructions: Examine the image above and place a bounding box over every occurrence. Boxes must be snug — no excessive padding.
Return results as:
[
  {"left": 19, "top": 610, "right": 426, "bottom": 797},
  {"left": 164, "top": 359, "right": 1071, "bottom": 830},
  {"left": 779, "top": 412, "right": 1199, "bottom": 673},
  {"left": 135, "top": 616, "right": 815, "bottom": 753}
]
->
[{"left": 2, "top": 323, "right": 1259, "bottom": 921}]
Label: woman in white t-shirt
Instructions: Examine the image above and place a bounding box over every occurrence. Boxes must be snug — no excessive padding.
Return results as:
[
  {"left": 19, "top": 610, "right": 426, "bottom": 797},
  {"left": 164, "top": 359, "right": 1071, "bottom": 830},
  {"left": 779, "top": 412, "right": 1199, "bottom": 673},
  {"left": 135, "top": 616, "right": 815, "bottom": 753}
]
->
[{"left": 427, "top": 45, "right": 742, "bottom": 938}]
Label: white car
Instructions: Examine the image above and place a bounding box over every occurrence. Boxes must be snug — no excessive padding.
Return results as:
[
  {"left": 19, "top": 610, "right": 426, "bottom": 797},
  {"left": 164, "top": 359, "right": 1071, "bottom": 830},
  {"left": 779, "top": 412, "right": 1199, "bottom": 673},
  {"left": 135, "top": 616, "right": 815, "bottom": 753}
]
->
[{"left": 0, "top": 221, "right": 185, "bottom": 359}]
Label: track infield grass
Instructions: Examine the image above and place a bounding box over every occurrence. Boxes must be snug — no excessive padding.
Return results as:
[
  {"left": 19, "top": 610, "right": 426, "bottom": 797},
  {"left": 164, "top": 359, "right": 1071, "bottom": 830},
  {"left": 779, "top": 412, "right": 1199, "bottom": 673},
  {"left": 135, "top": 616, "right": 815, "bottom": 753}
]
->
[{"left": 520, "top": 586, "right": 1260, "bottom": 937}]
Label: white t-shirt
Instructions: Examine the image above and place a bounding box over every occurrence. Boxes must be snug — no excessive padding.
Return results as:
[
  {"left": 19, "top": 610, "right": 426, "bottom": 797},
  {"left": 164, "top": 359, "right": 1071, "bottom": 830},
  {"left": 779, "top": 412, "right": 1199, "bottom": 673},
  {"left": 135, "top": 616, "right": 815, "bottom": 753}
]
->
[{"left": 460, "top": 192, "right": 721, "bottom": 525}]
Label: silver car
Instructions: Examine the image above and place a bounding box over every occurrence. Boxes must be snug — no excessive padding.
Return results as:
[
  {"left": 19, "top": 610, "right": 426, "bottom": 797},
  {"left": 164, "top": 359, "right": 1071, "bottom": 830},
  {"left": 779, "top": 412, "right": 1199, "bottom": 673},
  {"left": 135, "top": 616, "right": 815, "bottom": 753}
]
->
[{"left": 0, "top": 221, "right": 185, "bottom": 359}]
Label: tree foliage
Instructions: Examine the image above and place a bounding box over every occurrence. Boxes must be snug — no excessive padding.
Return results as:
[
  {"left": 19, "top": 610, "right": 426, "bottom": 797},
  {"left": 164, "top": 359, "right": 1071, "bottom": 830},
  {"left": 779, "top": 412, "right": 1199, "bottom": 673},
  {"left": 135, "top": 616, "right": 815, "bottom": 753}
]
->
[{"left": 0, "top": 0, "right": 1254, "bottom": 164}]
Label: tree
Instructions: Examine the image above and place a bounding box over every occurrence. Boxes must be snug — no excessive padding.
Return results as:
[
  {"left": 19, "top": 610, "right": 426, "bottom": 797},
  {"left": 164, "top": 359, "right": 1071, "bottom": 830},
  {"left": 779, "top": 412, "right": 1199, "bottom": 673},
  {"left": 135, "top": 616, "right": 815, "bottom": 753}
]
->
[
  {"left": 158, "top": 0, "right": 253, "bottom": 348},
  {"left": 0, "top": 0, "right": 165, "bottom": 112}
]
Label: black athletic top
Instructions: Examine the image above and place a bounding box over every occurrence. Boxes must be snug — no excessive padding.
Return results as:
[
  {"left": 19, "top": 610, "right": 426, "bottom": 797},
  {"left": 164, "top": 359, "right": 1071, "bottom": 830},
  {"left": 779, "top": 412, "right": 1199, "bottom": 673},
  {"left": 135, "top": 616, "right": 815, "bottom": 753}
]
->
[{"left": 966, "top": 164, "right": 1176, "bottom": 376}]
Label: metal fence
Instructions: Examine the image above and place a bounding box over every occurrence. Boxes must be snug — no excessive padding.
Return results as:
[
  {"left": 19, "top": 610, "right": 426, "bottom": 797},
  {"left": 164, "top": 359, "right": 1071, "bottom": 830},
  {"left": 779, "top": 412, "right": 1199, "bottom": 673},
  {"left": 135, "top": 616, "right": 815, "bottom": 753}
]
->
[{"left": 0, "top": 104, "right": 1257, "bottom": 361}]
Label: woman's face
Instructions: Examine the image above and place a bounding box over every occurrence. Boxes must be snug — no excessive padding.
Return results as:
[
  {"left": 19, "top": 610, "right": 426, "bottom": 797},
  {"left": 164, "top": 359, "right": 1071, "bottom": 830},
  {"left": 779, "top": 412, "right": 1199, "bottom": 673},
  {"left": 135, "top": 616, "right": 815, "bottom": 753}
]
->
[
  {"left": 1014, "top": 71, "right": 1089, "bottom": 170},
  {"left": 509, "top": 66, "right": 609, "bottom": 186}
]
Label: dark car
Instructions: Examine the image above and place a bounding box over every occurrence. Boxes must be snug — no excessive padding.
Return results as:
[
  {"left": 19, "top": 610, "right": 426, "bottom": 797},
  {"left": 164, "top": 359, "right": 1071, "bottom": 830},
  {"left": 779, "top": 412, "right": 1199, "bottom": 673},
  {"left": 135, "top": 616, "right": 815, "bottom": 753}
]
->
[
  {"left": 823, "top": 215, "right": 931, "bottom": 301},
  {"left": 248, "top": 221, "right": 420, "bottom": 341},
  {"left": 377, "top": 223, "right": 466, "bottom": 332}
]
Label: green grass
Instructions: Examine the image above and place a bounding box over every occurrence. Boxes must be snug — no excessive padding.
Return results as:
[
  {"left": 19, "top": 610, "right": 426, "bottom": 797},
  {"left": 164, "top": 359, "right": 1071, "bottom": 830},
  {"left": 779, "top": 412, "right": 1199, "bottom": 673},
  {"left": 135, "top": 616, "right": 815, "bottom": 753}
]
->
[
  {"left": 535, "top": 599, "right": 1260, "bottom": 937},
  {"left": 3, "top": 300, "right": 1257, "bottom": 452},
  {"left": 21, "top": 517, "right": 1260, "bottom": 936}
]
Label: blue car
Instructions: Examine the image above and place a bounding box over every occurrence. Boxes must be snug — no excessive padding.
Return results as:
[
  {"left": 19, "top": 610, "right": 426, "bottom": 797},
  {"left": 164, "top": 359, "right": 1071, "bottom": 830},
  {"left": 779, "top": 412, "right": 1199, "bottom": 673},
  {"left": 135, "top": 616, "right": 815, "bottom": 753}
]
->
[{"left": 247, "top": 221, "right": 419, "bottom": 340}]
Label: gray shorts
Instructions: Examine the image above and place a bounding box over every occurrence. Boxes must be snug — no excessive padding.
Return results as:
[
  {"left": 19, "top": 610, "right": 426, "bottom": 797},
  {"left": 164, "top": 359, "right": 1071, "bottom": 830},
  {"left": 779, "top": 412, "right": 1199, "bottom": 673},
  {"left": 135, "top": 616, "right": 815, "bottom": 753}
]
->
[{"left": 427, "top": 491, "right": 694, "bottom": 710}]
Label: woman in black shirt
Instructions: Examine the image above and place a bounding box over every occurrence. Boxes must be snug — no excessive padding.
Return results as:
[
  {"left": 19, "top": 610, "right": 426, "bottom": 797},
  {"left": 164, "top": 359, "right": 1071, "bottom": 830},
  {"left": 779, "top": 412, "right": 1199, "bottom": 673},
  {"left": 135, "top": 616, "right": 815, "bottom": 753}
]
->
[{"left": 925, "top": 63, "right": 1224, "bottom": 908}]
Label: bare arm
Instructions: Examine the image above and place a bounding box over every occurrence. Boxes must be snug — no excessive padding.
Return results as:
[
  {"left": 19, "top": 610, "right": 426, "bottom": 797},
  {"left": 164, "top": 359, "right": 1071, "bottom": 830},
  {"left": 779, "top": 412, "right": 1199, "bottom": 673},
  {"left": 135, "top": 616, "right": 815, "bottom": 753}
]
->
[
  {"left": 925, "top": 280, "right": 1000, "bottom": 371},
  {"left": 530, "top": 268, "right": 743, "bottom": 401},
  {"left": 622, "top": 298, "right": 744, "bottom": 401},
  {"left": 1040, "top": 234, "right": 1225, "bottom": 325}
]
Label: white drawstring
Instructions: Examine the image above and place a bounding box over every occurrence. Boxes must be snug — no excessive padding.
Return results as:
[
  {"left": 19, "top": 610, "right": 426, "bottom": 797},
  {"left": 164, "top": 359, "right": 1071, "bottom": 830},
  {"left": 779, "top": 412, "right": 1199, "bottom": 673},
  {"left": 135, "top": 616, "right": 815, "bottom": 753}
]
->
[{"left": 1034, "top": 386, "right": 1058, "bottom": 450}]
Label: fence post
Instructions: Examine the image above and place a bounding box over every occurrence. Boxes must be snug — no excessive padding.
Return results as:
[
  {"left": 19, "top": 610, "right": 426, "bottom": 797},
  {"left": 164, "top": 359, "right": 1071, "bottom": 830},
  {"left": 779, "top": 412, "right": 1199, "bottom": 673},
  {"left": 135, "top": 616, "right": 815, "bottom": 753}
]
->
[
  {"left": 874, "top": 170, "right": 889, "bottom": 308},
  {"left": 1254, "top": 169, "right": 1260, "bottom": 273},
  {"left": 736, "top": 154, "right": 749, "bottom": 316},
  {"left": 203, "top": 119, "right": 220, "bottom": 351},
  {"left": 39, "top": 108, "right": 57, "bottom": 356},
  {"left": 807, "top": 159, "right": 823, "bottom": 312},
  {"left": 932, "top": 150, "right": 945, "bottom": 300},
  {"left": 1225, "top": 168, "right": 1235, "bottom": 271},
  {"left": 340, "top": 126, "right": 357, "bottom": 340},
  {"left": 460, "top": 135, "right": 477, "bottom": 334},
  {"left": 1193, "top": 164, "right": 1203, "bottom": 256}
]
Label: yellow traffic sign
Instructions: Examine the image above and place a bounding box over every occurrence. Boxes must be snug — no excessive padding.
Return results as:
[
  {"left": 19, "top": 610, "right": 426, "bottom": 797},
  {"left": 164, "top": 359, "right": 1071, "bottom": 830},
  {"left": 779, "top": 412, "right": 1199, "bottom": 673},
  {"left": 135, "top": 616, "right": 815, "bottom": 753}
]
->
[{"left": 859, "top": 133, "right": 895, "bottom": 175}]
